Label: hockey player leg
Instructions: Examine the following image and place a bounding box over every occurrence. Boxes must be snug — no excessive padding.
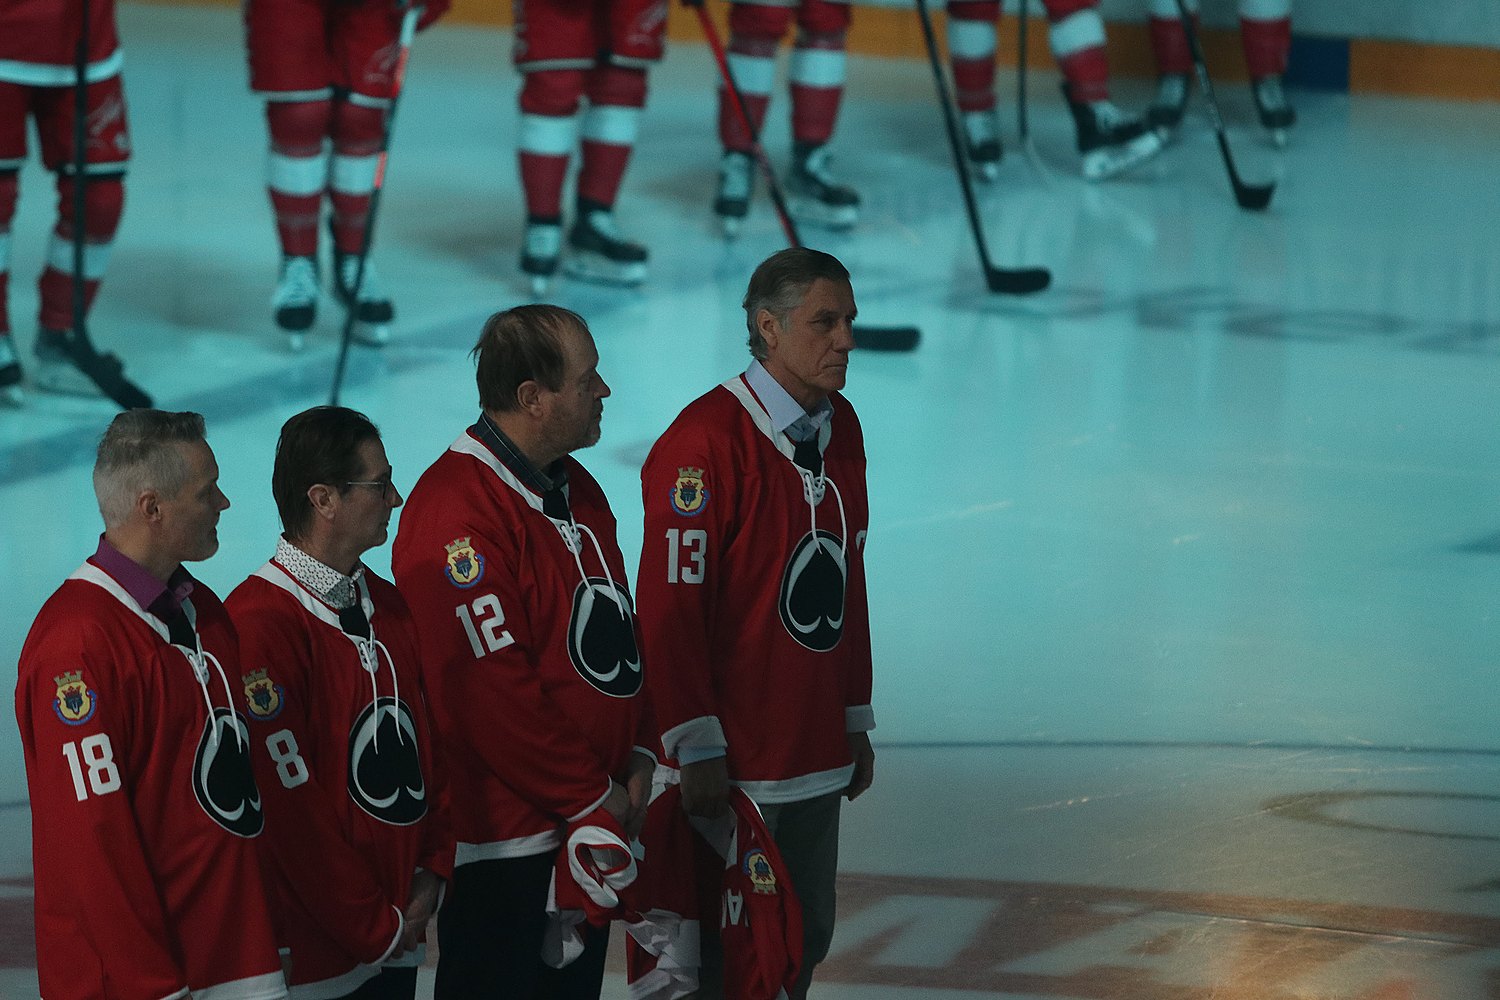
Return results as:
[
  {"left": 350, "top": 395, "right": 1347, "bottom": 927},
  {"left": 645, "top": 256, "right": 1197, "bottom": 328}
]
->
[
  {"left": 1146, "top": 0, "right": 1195, "bottom": 136},
  {"left": 568, "top": 63, "right": 648, "bottom": 288},
  {"left": 265, "top": 97, "right": 332, "bottom": 348},
  {"left": 330, "top": 95, "right": 393, "bottom": 345},
  {"left": 1240, "top": 0, "right": 1294, "bottom": 144},
  {"left": 717, "top": 3, "right": 788, "bottom": 235},
  {"left": 1044, "top": 0, "right": 1162, "bottom": 180},
  {"left": 786, "top": 0, "right": 858, "bottom": 229},
  {"left": 0, "top": 168, "right": 22, "bottom": 406},
  {"left": 518, "top": 69, "right": 585, "bottom": 294},
  {"left": 34, "top": 170, "right": 127, "bottom": 398},
  {"left": 947, "top": 0, "right": 1003, "bottom": 180}
]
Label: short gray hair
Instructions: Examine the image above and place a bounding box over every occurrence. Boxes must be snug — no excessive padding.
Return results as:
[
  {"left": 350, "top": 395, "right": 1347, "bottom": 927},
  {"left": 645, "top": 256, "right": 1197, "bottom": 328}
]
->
[
  {"left": 742, "top": 248, "right": 851, "bottom": 360},
  {"left": 93, "top": 410, "right": 208, "bottom": 528}
]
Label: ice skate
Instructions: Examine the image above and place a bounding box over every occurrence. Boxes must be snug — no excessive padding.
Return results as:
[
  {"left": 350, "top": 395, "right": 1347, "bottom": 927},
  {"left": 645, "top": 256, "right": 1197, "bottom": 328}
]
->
[
  {"left": 520, "top": 219, "right": 562, "bottom": 296},
  {"left": 786, "top": 143, "right": 860, "bottom": 230},
  {"left": 0, "top": 335, "right": 23, "bottom": 406},
  {"left": 33, "top": 327, "right": 152, "bottom": 409},
  {"left": 563, "top": 210, "right": 648, "bottom": 288},
  {"left": 1148, "top": 73, "right": 1190, "bottom": 137},
  {"left": 334, "top": 252, "right": 393, "bottom": 347},
  {"left": 1251, "top": 75, "right": 1295, "bottom": 147},
  {"left": 962, "top": 109, "right": 1003, "bottom": 181},
  {"left": 272, "top": 254, "right": 319, "bottom": 351},
  {"left": 1064, "top": 84, "right": 1165, "bottom": 181},
  {"left": 714, "top": 151, "right": 754, "bottom": 237}
]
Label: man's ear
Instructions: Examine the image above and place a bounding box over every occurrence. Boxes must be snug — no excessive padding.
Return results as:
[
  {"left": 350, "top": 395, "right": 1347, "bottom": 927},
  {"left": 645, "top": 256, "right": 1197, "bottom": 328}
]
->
[
  {"left": 757, "top": 308, "right": 781, "bottom": 353},
  {"left": 307, "top": 483, "right": 338, "bottom": 523},
  {"left": 515, "top": 378, "right": 543, "bottom": 414},
  {"left": 136, "top": 488, "right": 162, "bottom": 523}
]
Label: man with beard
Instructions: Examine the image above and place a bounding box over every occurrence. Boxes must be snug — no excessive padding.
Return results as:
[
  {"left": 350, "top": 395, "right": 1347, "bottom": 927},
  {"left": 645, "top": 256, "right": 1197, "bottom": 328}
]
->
[
  {"left": 393, "top": 304, "right": 654, "bottom": 999},
  {"left": 227, "top": 406, "right": 452, "bottom": 999}
]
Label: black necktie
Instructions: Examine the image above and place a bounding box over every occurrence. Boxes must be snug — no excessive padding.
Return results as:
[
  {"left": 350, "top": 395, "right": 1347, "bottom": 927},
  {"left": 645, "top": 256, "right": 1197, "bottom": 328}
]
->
[
  {"left": 338, "top": 602, "right": 372, "bottom": 640},
  {"left": 792, "top": 435, "right": 823, "bottom": 478}
]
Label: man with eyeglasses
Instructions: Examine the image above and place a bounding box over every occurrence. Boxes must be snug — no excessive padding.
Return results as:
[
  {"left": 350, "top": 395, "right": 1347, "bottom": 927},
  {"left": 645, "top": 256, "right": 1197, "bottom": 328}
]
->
[{"left": 227, "top": 405, "right": 453, "bottom": 1000}]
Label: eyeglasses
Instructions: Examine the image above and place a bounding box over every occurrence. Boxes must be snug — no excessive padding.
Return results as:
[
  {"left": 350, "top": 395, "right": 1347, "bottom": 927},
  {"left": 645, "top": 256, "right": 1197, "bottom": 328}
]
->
[{"left": 344, "top": 475, "right": 396, "bottom": 496}]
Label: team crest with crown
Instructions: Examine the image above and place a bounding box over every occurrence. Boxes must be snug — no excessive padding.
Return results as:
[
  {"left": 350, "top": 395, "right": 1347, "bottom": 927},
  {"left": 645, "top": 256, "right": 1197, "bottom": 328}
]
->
[
  {"left": 242, "top": 669, "right": 285, "bottom": 722},
  {"left": 444, "top": 536, "right": 485, "bottom": 588},
  {"left": 744, "top": 848, "right": 777, "bottom": 894},
  {"left": 670, "top": 467, "right": 709, "bottom": 516},
  {"left": 53, "top": 671, "right": 96, "bottom": 725}
]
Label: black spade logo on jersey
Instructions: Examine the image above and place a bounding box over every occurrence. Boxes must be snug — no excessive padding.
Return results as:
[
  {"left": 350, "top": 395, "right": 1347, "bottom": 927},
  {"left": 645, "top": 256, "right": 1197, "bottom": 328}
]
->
[
  {"left": 567, "top": 577, "right": 643, "bottom": 698},
  {"left": 347, "top": 697, "right": 428, "bottom": 826},
  {"left": 779, "top": 529, "right": 847, "bottom": 652},
  {"left": 192, "top": 707, "right": 264, "bottom": 838}
]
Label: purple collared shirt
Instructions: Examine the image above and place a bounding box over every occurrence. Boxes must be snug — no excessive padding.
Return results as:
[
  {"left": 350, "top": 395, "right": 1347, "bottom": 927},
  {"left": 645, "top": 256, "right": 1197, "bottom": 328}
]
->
[{"left": 90, "top": 534, "right": 195, "bottom": 626}]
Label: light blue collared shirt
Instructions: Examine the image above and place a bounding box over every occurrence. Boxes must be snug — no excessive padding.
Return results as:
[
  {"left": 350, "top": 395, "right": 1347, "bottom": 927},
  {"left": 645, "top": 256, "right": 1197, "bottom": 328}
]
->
[{"left": 744, "top": 360, "right": 833, "bottom": 442}]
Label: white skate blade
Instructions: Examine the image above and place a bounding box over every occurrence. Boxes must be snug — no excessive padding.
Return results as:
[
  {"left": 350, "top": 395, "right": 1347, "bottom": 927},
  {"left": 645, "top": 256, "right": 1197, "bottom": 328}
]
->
[
  {"left": 1082, "top": 130, "right": 1165, "bottom": 182},
  {"left": 1269, "top": 128, "right": 1289, "bottom": 148},
  {"left": 786, "top": 196, "right": 858, "bottom": 231},
  {"left": 0, "top": 383, "right": 24, "bottom": 407},
  {"left": 286, "top": 331, "right": 306, "bottom": 353},
  {"left": 529, "top": 274, "right": 551, "bottom": 297},
  {"left": 351, "top": 321, "right": 390, "bottom": 347},
  {"left": 972, "top": 160, "right": 1000, "bottom": 183},
  {"left": 563, "top": 253, "right": 647, "bottom": 288},
  {"left": 719, "top": 215, "right": 744, "bottom": 239}
]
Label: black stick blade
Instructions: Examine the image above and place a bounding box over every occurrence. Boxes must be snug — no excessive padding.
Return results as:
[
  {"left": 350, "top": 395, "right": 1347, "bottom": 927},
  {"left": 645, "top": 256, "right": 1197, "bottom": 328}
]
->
[
  {"left": 853, "top": 325, "right": 921, "bottom": 352},
  {"left": 987, "top": 267, "right": 1052, "bottom": 295},
  {"left": 1233, "top": 180, "right": 1275, "bottom": 211}
]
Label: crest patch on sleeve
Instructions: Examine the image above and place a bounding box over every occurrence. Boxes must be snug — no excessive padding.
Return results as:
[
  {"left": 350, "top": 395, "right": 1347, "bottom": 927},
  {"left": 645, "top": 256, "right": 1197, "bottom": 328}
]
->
[
  {"left": 444, "top": 536, "right": 486, "bottom": 588},
  {"left": 670, "top": 467, "right": 709, "bottom": 517},
  {"left": 53, "top": 671, "right": 97, "bottom": 725},
  {"left": 242, "top": 669, "right": 285, "bottom": 722}
]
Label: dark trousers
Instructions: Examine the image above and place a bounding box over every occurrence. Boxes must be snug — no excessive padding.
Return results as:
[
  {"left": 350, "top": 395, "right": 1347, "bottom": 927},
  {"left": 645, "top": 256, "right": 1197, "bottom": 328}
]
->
[
  {"left": 435, "top": 853, "right": 610, "bottom": 1000},
  {"left": 341, "top": 966, "right": 419, "bottom": 1000}
]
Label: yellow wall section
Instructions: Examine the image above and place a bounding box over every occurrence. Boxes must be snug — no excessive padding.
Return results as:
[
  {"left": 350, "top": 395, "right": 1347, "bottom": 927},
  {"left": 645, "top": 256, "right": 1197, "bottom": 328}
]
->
[{"left": 135, "top": 0, "right": 1500, "bottom": 102}]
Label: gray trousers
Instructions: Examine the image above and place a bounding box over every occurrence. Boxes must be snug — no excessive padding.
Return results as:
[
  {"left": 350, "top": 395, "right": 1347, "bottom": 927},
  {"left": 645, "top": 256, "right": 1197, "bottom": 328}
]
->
[{"left": 696, "top": 790, "right": 843, "bottom": 1000}]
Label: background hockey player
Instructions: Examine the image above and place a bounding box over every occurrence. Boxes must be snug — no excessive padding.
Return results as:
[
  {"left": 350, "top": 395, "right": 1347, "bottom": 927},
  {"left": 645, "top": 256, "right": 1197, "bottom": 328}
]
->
[
  {"left": 1143, "top": 0, "right": 1295, "bottom": 144},
  {"left": 0, "top": 0, "right": 145, "bottom": 404},
  {"left": 244, "top": 0, "right": 448, "bottom": 349},
  {"left": 514, "top": 0, "right": 666, "bottom": 293},
  {"left": 945, "top": 0, "right": 1164, "bottom": 180},
  {"left": 704, "top": 0, "right": 862, "bottom": 234},
  {"left": 393, "top": 304, "right": 656, "bottom": 998},
  {"left": 15, "top": 410, "right": 286, "bottom": 1000},
  {"left": 227, "top": 406, "right": 453, "bottom": 1000},
  {"left": 636, "top": 248, "right": 876, "bottom": 999}
]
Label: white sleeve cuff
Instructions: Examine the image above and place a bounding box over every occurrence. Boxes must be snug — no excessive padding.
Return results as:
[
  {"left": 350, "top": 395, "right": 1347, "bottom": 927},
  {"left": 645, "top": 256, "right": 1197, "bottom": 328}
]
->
[
  {"left": 633, "top": 745, "right": 660, "bottom": 766},
  {"left": 845, "top": 704, "right": 875, "bottom": 733},
  {"left": 661, "top": 716, "right": 727, "bottom": 760},
  {"left": 567, "top": 782, "right": 615, "bottom": 824},
  {"left": 375, "top": 904, "right": 406, "bottom": 965}
]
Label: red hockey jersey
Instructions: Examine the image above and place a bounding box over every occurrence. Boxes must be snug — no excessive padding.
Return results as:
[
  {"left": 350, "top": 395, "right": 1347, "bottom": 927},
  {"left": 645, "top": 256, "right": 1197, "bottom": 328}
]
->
[
  {"left": 226, "top": 559, "right": 454, "bottom": 997},
  {"left": 392, "top": 426, "right": 654, "bottom": 863},
  {"left": 637, "top": 376, "right": 874, "bottom": 803},
  {"left": 0, "top": 0, "right": 122, "bottom": 85},
  {"left": 16, "top": 560, "right": 285, "bottom": 1000},
  {"left": 625, "top": 786, "right": 803, "bottom": 1000}
]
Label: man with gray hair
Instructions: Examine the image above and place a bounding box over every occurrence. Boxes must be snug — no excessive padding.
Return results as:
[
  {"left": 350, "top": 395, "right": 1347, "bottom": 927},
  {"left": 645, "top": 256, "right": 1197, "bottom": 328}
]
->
[
  {"left": 636, "top": 247, "right": 876, "bottom": 997},
  {"left": 15, "top": 410, "right": 286, "bottom": 1000}
]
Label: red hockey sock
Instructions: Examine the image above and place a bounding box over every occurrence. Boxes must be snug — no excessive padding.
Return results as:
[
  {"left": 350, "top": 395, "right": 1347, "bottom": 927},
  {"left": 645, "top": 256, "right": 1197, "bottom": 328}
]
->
[
  {"left": 789, "top": 30, "right": 847, "bottom": 147},
  {"left": 1148, "top": 14, "right": 1195, "bottom": 75},
  {"left": 1043, "top": 0, "right": 1110, "bottom": 102},
  {"left": 719, "top": 30, "right": 780, "bottom": 153},
  {"left": 1240, "top": 16, "right": 1291, "bottom": 78},
  {"left": 38, "top": 173, "right": 122, "bottom": 332},
  {"left": 519, "top": 70, "right": 585, "bottom": 220},
  {"left": 578, "top": 64, "right": 646, "bottom": 211},
  {"left": 329, "top": 99, "right": 385, "bottom": 255},
  {"left": 947, "top": 2, "right": 1001, "bottom": 112},
  {"left": 265, "top": 100, "right": 331, "bottom": 258},
  {"left": 0, "top": 172, "right": 15, "bottom": 335}
]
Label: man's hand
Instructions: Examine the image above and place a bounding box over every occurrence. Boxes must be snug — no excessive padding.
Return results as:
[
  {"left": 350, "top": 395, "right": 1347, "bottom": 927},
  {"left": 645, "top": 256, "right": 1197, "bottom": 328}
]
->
[
  {"left": 845, "top": 731, "right": 874, "bottom": 801},
  {"left": 601, "top": 779, "right": 634, "bottom": 832},
  {"left": 399, "top": 869, "right": 444, "bottom": 954},
  {"left": 618, "top": 751, "right": 656, "bottom": 839},
  {"left": 679, "top": 755, "right": 730, "bottom": 819}
]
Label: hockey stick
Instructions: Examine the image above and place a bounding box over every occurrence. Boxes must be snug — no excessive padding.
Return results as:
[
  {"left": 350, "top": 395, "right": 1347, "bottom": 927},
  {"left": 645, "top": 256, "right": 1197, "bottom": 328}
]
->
[
  {"left": 695, "top": 4, "right": 920, "bottom": 352},
  {"left": 914, "top": 0, "right": 1050, "bottom": 295},
  {"left": 329, "top": 4, "right": 420, "bottom": 406},
  {"left": 1171, "top": 0, "right": 1273, "bottom": 211},
  {"left": 1012, "top": 0, "right": 1053, "bottom": 182},
  {"left": 63, "top": 0, "right": 152, "bottom": 409}
]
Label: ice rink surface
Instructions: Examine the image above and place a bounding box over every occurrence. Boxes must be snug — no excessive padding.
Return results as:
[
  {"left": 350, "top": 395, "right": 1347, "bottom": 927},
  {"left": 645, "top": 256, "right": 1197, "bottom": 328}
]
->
[{"left": 0, "top": 4, "right": 1497, "bottom": 996}]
